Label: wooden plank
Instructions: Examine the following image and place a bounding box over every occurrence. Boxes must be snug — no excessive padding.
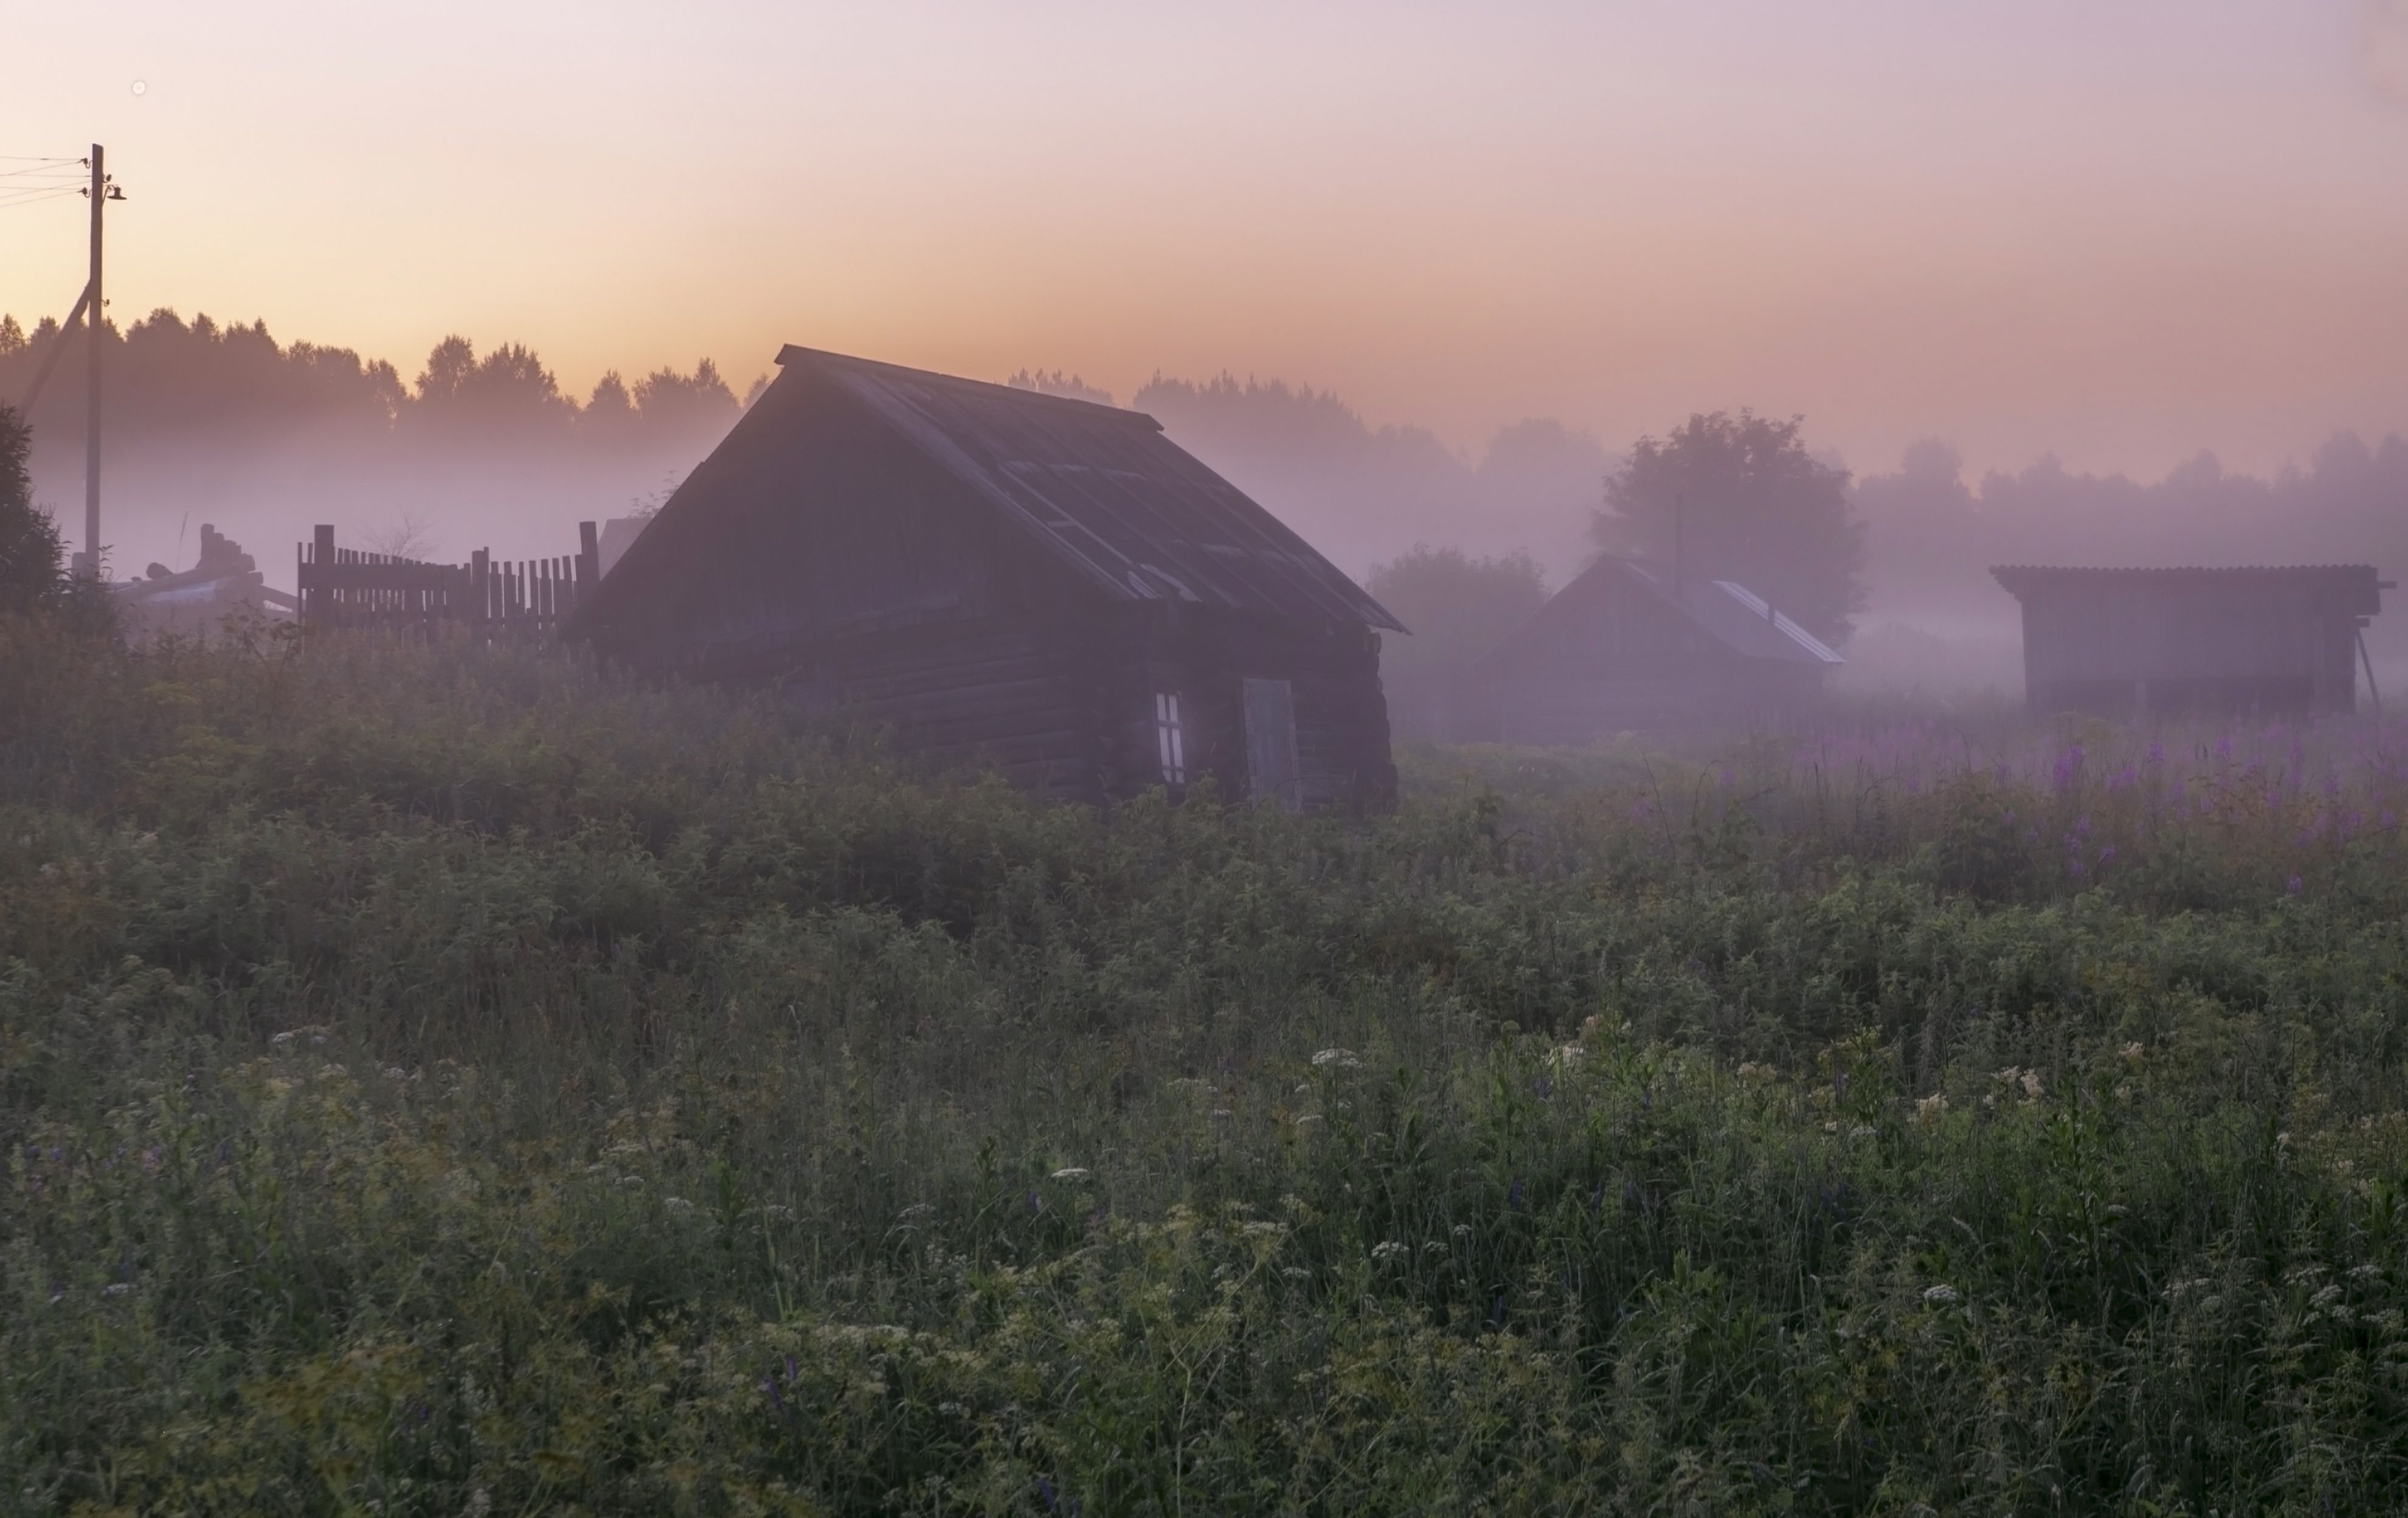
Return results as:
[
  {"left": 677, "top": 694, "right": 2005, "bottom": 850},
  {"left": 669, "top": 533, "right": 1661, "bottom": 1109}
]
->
[{"left": 300, "top": 563, "right": 468, "bottom": 593}]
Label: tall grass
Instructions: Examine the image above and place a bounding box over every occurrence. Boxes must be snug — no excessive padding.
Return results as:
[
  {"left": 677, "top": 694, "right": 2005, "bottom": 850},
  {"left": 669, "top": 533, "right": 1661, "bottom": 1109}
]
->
[{"left": 5, "top": 614, "right": 2408, "bottom": 1513}]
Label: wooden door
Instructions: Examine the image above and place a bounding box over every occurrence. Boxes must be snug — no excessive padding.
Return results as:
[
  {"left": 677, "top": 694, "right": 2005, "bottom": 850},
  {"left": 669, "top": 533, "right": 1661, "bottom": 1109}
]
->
[{"left": 1242, "top": 677, "right": 1301, "bottom": 811}]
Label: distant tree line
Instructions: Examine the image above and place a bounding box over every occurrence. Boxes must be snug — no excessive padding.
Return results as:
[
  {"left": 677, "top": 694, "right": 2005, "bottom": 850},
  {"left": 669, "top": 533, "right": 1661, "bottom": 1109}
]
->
[
  {"left": 0, "top": 308, "right": 761, "bottom": 572},
  {"left": 0, "top": 309, "right": 752, "bottom": 457},
  {"left": 11, "top": 302, "right": 2403, "bottom": 670},
  {"left": 1853, "top": 431, "right": 2408, "bottom": 660},
  {"left": 1133, "top": 373, "right": 1610, "bottom": 580},
  {"left": 1856, "top": 432, "right": 2408, "bottom": 577}
]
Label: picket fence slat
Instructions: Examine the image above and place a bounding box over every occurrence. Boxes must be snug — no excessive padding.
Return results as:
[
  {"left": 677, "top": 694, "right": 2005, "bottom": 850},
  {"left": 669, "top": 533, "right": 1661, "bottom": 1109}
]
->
[{"left": 296, "top": 523, "right": 600, "bottom": 638}]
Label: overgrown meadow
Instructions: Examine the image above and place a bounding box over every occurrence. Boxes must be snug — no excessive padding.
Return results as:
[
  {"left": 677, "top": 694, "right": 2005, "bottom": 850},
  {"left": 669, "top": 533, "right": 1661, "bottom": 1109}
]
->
[{"left": 7, "top": 614, "right": 2408, "bottom": 1514}]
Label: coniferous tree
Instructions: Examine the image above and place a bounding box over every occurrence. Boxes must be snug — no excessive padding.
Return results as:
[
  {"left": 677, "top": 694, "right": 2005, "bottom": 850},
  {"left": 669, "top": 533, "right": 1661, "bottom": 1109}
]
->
[{"left": 0, "top": 404, "right": 64, "bottom": 612}]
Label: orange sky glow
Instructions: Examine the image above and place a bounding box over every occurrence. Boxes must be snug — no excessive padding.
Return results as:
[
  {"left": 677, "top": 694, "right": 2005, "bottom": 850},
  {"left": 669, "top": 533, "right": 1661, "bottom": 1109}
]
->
[{"left": 6, "top": 0, "right": 2408, "bottom": 480}]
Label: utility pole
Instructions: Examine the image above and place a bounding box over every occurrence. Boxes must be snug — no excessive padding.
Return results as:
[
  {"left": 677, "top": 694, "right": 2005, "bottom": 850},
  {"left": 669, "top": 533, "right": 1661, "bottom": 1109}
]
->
[{"left": 72, "top": 145, "right": 122, "bottom": 578}]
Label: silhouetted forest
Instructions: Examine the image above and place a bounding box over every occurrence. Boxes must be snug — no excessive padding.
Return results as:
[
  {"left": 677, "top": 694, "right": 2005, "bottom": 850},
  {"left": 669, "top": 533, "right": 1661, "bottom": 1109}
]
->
[
  {"left": 1133, "top": 374, "right": 1607, "bottom": 578},
  {"left": 8, "top": 304, "right": 2407, "bottom": 687},
  {"left": 0, "top": 308, "right": 750, "bottom": 576},
  {"left": 0, "top": 310, "right": 747, "bottom": 454},
  {"left": 1846, "top": 432, "right": 2408, "bottom": 684}
]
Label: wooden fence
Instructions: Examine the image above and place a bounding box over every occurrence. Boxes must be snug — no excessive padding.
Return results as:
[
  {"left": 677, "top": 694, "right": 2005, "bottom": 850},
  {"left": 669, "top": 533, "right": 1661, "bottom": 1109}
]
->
[{"left": 297, "top": 522, "right": 601, "bottom": 634}]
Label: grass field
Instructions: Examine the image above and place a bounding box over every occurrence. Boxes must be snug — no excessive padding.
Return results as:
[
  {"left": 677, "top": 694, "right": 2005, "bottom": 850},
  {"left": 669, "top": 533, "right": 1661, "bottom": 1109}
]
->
[{"left": 7, "top": 613, "right": 2408, "bottom": 1514}]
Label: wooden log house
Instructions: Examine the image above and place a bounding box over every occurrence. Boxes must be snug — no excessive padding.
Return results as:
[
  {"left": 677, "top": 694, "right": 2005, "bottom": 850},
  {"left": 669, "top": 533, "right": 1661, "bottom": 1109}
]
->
[
  {"left": 565, "top": 346, "right": 1404, "bottom": 809},
  {"left": 1454, "top": 555, "right": 1844, "bottom": 741}
]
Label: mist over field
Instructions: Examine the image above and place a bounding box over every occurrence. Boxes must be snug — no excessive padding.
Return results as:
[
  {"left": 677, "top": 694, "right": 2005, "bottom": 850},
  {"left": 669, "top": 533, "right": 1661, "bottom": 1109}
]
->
[{"left": 12, "top": 305, "right": 2408, "bottom": 703}]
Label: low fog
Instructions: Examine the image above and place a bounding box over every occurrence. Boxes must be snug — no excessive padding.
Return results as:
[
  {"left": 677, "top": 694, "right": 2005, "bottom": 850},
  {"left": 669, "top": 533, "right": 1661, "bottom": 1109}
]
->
[
  {"left": 0, "top": 311, "right": 750, "bottom": 586},
  {"left": 9, "top": 304, "right": 2408, "bottom": 730}
]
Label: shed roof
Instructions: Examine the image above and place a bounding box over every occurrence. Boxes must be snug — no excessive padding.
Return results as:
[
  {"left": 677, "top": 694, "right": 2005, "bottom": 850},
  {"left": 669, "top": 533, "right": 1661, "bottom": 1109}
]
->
[
  {"left": 792, "top": 346, "right": 1400, "bottom": 631},
  {"left": 1990, "top": 564, "right": 2390, "bottom": 617},
  {"left": 569, "top": 347, "right": 1402, "bottom": 641},
  {"left": 1481, "top": 555, "right": 1842, "bottom": 669}
]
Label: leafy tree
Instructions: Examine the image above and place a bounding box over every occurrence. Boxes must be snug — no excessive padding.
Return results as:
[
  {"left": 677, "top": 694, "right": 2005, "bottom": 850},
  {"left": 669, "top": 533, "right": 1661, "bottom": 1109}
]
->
[
  {"left": 0, "top": 404, "right": 63, "bottom": 611},
  {"left": 632, "top": 359, "right": 738, "bottom": 440},
  {"left": 1594, "top": 410, "right": 1866, "bottom": 645},
  {"left": 1367, "top": 544, "right": 1548, "bottom": 739},
  {"left": 410, "top": 337, "right": 573, "bottom": 432}
]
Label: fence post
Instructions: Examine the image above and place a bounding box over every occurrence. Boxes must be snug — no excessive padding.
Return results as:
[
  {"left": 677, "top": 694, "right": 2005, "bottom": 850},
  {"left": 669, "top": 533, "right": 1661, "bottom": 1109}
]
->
[
  {"left": 577, "top": 521, "right": 599, "bottom": 601},
  {"left": 308, "top": 525, "right": 335, "bottom": 623}
]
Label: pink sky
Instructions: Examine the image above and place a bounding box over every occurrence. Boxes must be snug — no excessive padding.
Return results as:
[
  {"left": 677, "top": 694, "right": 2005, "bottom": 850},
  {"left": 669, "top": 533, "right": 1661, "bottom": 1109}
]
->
[{"left": 6, "top": 0, "right": 2408, "bottom": 479}]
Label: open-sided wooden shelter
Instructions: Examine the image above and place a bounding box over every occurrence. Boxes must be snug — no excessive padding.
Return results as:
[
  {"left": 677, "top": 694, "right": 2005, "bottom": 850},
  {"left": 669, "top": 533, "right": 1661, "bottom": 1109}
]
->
[
  {"left": 567, "top": 346, "right": 1403, "bottom": 808},
  {"left": 1991, "top": 564, "right": 2390, "bottom": 718},
  {"left": 1455, "top": 555, "right": 1843, "bottom": 742}
]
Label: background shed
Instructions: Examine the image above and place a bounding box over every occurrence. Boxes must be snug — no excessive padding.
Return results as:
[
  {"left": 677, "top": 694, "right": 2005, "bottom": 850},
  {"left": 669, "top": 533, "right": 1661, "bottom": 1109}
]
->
[
  {"left": 1990, "top": 565, "right": 2390, "bottom": 718},
  {"left": 1456, "top": 555, "right": 1842, "bottom": 741},
  {"left": 568, "top": 346, "right": 1403, "bottom": 809}
]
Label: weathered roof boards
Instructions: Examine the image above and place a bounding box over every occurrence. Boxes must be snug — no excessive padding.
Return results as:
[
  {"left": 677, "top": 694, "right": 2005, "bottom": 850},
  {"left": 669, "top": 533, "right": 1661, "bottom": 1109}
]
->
[
  {"left": 1456, "top": 555, "right": 1842, "bottom": 743},
  {"left": 569, "top": 347, "right": 1400, "bottom": 809},
  {"left": 1991, "top": 565, "right": 2392, "bottom": 718}
]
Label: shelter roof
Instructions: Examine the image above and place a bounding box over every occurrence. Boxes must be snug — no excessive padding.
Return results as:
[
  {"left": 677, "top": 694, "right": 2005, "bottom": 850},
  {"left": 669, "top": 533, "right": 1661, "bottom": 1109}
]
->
[
  {"left": 1990, "top": 564, "right": 2390, "bottom": 617},
  {"left": 779, "top": 345, "right": 1402, "bottom": 631},
  {"left": 1480, "top": 555, "right": 1842, "bottom": 669}
]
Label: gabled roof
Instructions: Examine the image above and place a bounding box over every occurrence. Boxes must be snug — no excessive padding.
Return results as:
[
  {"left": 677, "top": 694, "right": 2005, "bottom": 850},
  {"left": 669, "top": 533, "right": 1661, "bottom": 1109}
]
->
[
  {"left": 1480, "top": 555, "right": 1841, "bottom": 669},
  {"left": 1637, "top": 561, "right": 1844, "bottom": 664},
  {"left": 1990, "top": 564, "right": 2389, "bottom": 617},
  {"left": 779, "top": 346, "right": 1402, "bottom": 630}
]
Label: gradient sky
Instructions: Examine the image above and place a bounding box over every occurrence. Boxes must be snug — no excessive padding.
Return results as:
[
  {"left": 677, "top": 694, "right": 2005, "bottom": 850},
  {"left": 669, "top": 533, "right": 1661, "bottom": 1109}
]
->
[{"left": 6, "top": 0, "right": 2408, "bottom": 478}]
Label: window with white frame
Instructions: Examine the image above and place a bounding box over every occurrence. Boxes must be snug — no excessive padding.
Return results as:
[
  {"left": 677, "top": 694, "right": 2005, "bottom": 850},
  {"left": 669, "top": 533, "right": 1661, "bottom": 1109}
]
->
[{"left": 1154, "top": 691, "right": 1187, "bottom": 786}]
